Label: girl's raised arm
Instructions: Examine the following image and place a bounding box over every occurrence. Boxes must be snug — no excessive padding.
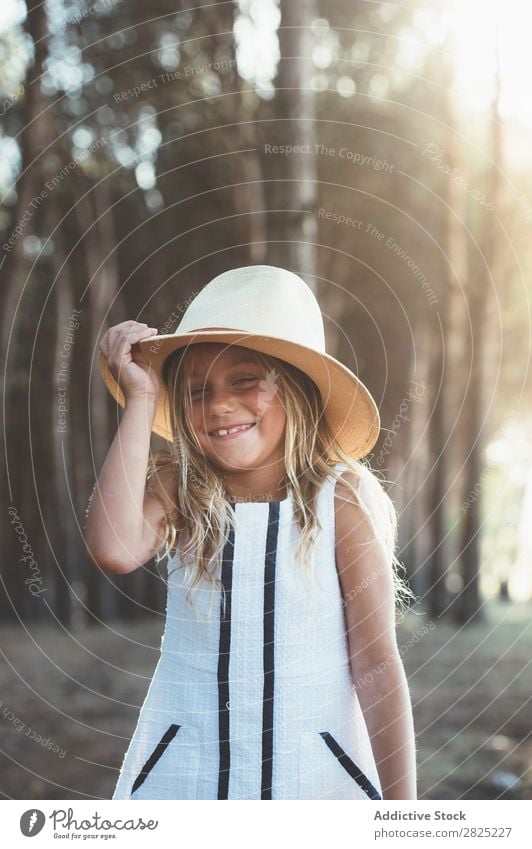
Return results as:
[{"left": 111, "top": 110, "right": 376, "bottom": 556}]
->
[{"left": 85, "top": 321, "right": 167, "bottom": 574}]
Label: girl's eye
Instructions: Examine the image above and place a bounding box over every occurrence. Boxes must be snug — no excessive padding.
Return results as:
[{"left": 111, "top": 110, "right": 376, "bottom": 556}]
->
[
  {"left": 235, "top": 376, "right": 258, "bottom": 385},
  {"left": 189, "top": 376, "right": 259, "bottom": 398}
]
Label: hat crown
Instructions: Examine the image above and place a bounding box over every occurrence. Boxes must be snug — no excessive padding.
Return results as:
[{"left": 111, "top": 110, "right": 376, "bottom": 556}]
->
[{"left": 178, "top": 265, "right": 326, "bottom": 352}]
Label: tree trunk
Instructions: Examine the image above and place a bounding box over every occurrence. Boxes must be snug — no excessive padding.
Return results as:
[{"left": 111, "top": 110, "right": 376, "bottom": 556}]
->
[
  {"left": 0, "top": 0, "right": 50, "bottom": 622},
  {"left": 71, "top": 173, "right": 126, "bottom": 623},
  {"left": 454, "top": 32, "right": 503, "bottom": 624},
  {"left": 267, "top": 0, "right": 317, "bottom": 286},
  {"left": 50, "top": 192, "right": 79, "bottom": 626},
  {"left": 401, "top": 320, "right": 432, "bottom": 605},
  {"left": 213, "top": 0, "right": 268, "bottom": 265},
  {"left": 427, "top": 60, "right": 468, "bottom": 619}
]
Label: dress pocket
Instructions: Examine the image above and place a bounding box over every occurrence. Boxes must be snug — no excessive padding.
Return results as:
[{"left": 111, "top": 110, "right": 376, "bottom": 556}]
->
[
  {"left": 319, "top": 731, "right": 382, "bottom": 799},
  {"left": 298, "top": 729, "right": 382, "bottom": 800},
  {"left": 130, "top": 723, "right": 200, "bottom": 800}
]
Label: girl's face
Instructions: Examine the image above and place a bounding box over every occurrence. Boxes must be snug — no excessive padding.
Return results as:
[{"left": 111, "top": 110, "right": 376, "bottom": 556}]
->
[{"left": 184, "top": 343, "right": 287, "bottom": 474}]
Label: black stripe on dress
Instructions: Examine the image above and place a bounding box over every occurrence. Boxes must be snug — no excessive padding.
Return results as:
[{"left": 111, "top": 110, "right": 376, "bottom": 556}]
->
[
  {"left": 131, "top": 724, "right": 181, "bottom": 793},
  {"left": 319, "top": 731, "right": 383, "bottom": 800},
  {"left": 261, "top": 501, "right": 280, "bottom": 799},
  {"left": 217, "top": 506, "right": 235, "bottom": 800}
]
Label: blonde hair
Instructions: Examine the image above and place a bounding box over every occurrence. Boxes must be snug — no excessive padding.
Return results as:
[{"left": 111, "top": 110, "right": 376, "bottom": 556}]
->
[{"left": 148, "top": 343, "right": 415, "bottom": 622}]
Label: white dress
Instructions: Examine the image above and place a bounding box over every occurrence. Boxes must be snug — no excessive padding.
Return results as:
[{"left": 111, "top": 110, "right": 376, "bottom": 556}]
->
[{"left": 112, "top": 462, "right": 383, "bottom": 800}]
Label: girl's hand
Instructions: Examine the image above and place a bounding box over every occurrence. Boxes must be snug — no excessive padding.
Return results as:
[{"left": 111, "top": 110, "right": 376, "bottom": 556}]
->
[{"left": 99, "top": 321, "right": 160, "bottom": 402}]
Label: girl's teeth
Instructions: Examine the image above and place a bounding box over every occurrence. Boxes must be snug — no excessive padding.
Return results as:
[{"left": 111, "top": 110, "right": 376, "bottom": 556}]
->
[{"left": 214, "top": 424, "right": 253, "bottom": 436}]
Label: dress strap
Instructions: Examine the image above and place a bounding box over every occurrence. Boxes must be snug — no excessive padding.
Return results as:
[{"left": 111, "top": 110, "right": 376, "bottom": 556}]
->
[{"left": 327, "top": 462, "right": 349, "bottom": 485}]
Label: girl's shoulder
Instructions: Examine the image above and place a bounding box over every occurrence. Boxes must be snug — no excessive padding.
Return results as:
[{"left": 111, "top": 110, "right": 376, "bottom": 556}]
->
[
  {"left": 330, "top": 460, "right": 386, "bottom": 504},
  {"left": 330, "top": 461, "right": 397, "bottom": 564},
  {"left": 327, "top": 462, "right": 365, "bottom": 504}
]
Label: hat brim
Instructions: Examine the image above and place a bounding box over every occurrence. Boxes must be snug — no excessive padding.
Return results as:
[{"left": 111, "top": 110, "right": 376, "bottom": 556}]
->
[{"left": 98, "top": 330, "right": 380, "bottom": 460}]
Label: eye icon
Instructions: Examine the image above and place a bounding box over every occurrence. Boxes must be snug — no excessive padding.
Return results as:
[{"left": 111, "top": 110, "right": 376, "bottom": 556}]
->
[{"left": 20, "top": 809, "right": 45, "bottom": 836}]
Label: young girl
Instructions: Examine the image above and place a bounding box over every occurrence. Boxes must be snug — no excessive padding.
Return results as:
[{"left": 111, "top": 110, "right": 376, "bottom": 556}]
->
[{"left": 88, "top": 264, "right": 417, "bottom": 800}]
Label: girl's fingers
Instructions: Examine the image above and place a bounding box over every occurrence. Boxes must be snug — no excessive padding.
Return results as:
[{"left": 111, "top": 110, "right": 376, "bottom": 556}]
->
[
  {"left": 118, "top": 320, "right": 148, "bottom": 329},
  {"left": 98, "top": 322, "right": 161, "bottom": 395},
  {"left": 105, "top": 321, "right": 143, "bottom": 343},
  {"left": 112, "top": 329, "right": 158, "bottom": 368},
  {"left": 120, "top": 327, "right": 158, "bottom": 353},
  {"left": 99, "top": 322, "right": 156, "bottom": 367}
]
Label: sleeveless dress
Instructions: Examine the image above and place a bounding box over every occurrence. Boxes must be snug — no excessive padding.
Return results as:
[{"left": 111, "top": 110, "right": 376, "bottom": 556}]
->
[{"left": 111, "top": 462, "right": 383, "bottom": 800}]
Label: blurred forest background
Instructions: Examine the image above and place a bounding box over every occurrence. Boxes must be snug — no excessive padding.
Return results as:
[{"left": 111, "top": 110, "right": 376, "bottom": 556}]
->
[{"left": 1, "top": 0, "right": 531, "bottom": 800}]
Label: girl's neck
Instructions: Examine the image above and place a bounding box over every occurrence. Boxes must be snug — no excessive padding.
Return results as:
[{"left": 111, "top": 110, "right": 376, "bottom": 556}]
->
[{"left": 221, "top": 465, "right": 287, "bottom": 504}]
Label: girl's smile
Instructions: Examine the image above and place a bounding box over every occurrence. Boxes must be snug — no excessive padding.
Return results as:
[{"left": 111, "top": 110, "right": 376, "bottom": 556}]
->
[{"left": 208, "top": 422, "right": 256, "bottom": 439}]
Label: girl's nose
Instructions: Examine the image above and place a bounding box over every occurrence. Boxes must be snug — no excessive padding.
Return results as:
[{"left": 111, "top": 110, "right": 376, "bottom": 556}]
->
[{"left": 206, "top": 386, "right": 237, "bottom": 413}]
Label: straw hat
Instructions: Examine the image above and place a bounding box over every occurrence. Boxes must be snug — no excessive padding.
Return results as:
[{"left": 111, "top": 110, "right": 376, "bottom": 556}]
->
[{"left": 98, "top": 265, "right": 380, "bottom": 459}]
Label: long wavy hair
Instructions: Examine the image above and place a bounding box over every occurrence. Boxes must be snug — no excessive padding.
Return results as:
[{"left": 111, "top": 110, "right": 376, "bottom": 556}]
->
[{"left": 147, "top": 342, "right": 415, "bottom": 622}]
